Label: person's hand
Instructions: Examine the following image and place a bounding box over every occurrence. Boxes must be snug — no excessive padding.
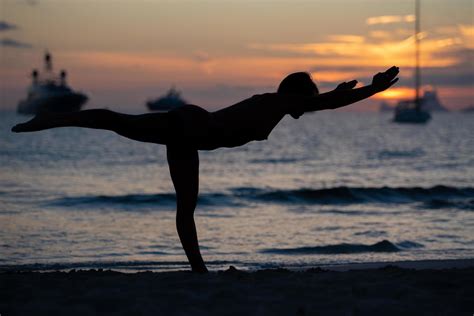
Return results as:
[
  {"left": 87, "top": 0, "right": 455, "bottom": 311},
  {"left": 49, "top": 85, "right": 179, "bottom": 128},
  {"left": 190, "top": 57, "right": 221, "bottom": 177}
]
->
[
  {"left": 335, "top": 80, "right": 358, "bottom": 91},
  {"left": 372, "top": 66, "right": 399, "bottom": 92}
]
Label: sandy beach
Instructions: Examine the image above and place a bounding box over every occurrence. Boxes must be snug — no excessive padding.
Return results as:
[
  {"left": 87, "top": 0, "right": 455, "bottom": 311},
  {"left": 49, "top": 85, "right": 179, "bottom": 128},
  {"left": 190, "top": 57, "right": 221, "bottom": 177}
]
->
[{"left": 1, "top": 259, "right": 473, "bottom": 316}]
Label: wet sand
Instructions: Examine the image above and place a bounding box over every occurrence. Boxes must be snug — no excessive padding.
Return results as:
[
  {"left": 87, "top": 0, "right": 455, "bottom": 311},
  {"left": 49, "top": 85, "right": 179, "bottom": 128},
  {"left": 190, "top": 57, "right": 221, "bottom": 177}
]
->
[{"left": 1, "top": 259, "right": 473, "bottom": 316}]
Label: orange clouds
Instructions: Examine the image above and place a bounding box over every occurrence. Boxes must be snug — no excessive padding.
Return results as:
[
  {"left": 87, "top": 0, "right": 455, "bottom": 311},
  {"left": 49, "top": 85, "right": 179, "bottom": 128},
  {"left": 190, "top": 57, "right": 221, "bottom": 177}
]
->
[
  {"left": 374, "top": 87, "right": 414, "bottom": 100},
  {"left": 249, "top": 30, "right": 463, "bottom": 69},
  {"left": 4, "top": 16, "right": 470, "bottom": 111},
  {"left": 327, "top": 35, "right": 365, "bottom": 43},
  {"left": 458, "top": 24, "right": 474, "bottom": 48},
  {"left": 3, "top": 2, "right": 471, "bottom": 111},
  {"left": 310, "top": 70, "right": 363, "bottom": 83},
  {"left": 59, "top": 18, "right": 469, "bottom": 95},
  {"left": 366, "top": 15, "right": 416, "bottom": 25}
]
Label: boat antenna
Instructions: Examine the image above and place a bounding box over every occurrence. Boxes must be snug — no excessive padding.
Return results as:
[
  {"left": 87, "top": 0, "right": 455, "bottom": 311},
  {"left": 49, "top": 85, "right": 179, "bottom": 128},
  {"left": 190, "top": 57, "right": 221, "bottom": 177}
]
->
[
  {"left": 414, "top": 0, "right": 421, "bottom": 111},
  {"left": 45, "top": 50, "right": 52, "bottom": 72}
]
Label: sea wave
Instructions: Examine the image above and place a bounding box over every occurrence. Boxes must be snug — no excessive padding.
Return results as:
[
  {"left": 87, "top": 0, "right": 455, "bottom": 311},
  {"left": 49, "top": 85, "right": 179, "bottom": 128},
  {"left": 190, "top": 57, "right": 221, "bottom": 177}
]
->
[
  {"left": 261, "top": 240, "right": 421, "bottom": 255},
  {"left": 367, "top": 149, "right": 425, "bottom": 160},
  {"left": 46, "top": 185, "right": 474, "bottom": 208},
  {"left": 49, "top": 193, "right": 176, "bottom": 206},
  {"left": 233, "top": 185, "right": 474, "bottom": 204},
  {"left": 249, "top": 157, "right": 303, "bottom": 164},
  {"left": 47, "top": 192, "right": 240, "bottom": 208},
  {"left": 423, "top": 198, "right": 474, "bottom": 210}
]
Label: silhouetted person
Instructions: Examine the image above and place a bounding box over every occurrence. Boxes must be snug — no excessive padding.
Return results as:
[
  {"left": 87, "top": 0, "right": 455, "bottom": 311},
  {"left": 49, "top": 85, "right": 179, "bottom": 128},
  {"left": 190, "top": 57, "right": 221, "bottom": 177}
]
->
[{"left": 12, "top": 66, "right": 400, "bottom": 273}]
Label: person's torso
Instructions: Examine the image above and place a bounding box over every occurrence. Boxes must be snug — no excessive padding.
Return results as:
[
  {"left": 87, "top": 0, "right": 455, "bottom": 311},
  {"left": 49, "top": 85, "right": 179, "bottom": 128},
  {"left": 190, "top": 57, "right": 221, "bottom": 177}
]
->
[{"left": 208, "top": 93, "right": 286, "bottom": 148}]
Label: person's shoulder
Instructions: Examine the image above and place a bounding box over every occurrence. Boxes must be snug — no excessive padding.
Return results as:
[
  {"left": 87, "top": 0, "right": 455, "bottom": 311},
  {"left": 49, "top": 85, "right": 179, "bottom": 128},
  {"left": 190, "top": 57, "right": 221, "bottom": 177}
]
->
[
  {"left": 233, "top": 93, "right": 287, "bottom": 111},
  {"left": 249, "top": 92, "right": 274, "bottom": 99},
  {"left": 257, "top": 93, "right": 293, "bottom": 110},
  {"left": 250, "top": 93, "right": 281, "bottom": 104},
  {"left": 257, "top": 92, "right": 277, "bottom": 98}
]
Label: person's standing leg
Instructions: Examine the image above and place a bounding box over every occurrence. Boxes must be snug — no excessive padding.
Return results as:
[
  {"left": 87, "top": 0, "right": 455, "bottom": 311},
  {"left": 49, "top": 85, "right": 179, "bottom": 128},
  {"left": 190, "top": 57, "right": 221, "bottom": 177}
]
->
[{"left": 167, "top": 145, "right": 208, "bottom": 273}]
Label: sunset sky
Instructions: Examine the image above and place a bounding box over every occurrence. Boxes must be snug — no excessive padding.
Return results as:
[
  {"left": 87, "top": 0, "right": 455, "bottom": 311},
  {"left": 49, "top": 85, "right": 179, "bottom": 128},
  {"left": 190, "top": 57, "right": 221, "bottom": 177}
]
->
[{"left": 1, "top": 0, "right": 472, "bottom": 111}]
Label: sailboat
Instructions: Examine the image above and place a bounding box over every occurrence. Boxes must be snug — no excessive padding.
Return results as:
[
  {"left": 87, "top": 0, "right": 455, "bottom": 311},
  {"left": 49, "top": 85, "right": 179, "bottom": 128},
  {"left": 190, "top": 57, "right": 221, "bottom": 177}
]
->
[{"left": 393, "top": 0, "right": 431, "bottom": 123}]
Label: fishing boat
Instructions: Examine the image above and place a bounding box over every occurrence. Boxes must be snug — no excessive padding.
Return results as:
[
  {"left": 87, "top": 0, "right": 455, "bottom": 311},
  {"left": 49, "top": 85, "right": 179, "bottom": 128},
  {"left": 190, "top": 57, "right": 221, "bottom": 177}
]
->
[{"left": 17, "top": 52, "right": 88, "bottom": 115}]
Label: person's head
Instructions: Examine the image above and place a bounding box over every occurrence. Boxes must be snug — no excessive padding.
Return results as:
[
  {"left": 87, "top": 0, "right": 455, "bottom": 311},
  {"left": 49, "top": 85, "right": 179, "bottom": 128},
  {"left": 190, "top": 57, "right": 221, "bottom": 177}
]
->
[
  {"left": 277, "top": 72, "right": 318, "bottom": 119},
  {"left": 277, "top": 72, "right": 319, "bottom": 96}
]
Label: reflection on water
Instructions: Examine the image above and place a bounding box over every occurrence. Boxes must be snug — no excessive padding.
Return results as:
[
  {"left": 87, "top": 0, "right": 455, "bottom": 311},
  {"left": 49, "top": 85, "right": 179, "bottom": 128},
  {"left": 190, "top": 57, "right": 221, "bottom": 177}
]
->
[{"left": 1, "top": 111, "right": 473, "bottom": 271}]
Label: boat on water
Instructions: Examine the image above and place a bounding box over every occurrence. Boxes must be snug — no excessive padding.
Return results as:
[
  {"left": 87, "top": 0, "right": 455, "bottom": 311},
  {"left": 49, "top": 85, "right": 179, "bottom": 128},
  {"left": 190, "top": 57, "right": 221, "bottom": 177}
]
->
[
  {"left": 381, "top": 89, "right": 447, "bottom": 113},
  {"left": 393, "top": 100, "right": 431, "bottom": 123},
  {"left": 393, "top": 0, "right": 431, "bottom": 124},
  {"left": 420, "top": 89, "right": 448, "bottom": 112},
  {"left": 146, "top": 87, "right": 187, "bottom": 112},
  {"left": 17, "top": 52, "right": 88, "bottom": 115},
  {"left": 460, "top": 105, "right": 474, "bottom": 113}
]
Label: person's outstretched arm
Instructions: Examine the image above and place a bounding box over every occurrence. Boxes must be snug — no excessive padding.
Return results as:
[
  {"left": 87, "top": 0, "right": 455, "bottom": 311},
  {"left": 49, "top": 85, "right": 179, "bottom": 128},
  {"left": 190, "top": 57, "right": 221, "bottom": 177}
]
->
[
  {"left": 311, "top": 66, "right": 398, "bottom": 111},
  {"left": 280, "top": 66, "right": 399, "bottom": 114},
  {"left": 331, "top": 80, "right": 359, "bottom": 92}
]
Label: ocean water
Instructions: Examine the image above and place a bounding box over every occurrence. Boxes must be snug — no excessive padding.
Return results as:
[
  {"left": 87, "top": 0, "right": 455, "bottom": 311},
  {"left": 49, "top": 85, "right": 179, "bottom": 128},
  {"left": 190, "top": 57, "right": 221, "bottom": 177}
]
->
[{"left": 1, "top": 110, "right": 473, "bottom": 272}]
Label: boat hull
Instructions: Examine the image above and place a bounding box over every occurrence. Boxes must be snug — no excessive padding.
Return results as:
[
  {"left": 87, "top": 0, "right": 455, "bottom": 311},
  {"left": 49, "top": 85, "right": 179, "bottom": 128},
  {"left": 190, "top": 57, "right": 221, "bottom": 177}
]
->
[
  {"left": 17, "top": 92, "right": 88, "bottom": 115},
  {"left": 393, "top": 109, "right": 431, "bottom": 123}
]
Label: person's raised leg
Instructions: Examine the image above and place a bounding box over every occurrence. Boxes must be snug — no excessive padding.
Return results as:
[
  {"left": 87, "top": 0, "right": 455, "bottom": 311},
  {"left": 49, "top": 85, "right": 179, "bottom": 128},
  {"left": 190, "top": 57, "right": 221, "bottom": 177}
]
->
[
  {"left": 11, "top": 109, "right": 125, "bottom": 132},
  {"left": 12, "top": 109, "right": 172, "bottom": 145},
  {"left": 167, "top": 145, "right": 208, "bottom": 273}
]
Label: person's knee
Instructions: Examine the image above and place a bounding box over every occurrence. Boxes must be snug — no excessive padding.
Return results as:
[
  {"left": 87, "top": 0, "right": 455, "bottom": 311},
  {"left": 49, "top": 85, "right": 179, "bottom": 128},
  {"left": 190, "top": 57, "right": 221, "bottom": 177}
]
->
[
  {"left": 175, "top": 210, "right": 195, "bottom": 232},
  {"left": 176, "top": 204, "right": 196, "bottom": 217}
]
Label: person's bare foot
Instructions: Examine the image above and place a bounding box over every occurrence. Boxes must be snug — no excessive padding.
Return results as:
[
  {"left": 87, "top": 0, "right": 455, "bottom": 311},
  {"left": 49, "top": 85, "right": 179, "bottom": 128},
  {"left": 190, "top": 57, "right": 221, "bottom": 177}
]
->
[
  {"left": 192, "top": 265, "right": 209, "bottom": 274},
  {"left": 11, "top": 114, "right": 53, "bottom": 133}
]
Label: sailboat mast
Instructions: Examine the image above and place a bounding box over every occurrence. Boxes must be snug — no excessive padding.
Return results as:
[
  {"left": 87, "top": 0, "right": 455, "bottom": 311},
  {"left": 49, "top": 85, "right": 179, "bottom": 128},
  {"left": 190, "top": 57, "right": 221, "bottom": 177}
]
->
[{"left": 415, "top": 0, "right": 421, "bottom": 109}]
